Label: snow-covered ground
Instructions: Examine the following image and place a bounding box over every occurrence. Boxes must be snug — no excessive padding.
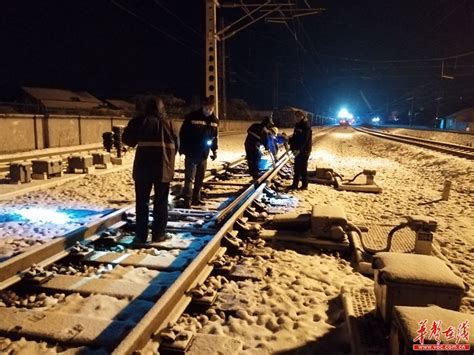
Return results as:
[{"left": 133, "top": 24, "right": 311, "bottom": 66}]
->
[{"left": 0, "top": 127, "right": 472, "bottom": 354}]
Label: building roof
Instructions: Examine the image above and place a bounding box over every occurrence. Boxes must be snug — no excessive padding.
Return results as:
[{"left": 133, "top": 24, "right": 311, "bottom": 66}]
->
[
  {"left": 105, "top": 99, "right": 135, "bottom": 111},
  {"left": 22, "top": 87, "right": 104, "bottom": 110},
  {"left": 279, "top": 106, "right": 312, "bottom": 115},
  {"left": 447, "top": 108, "right": 474, "bottom": 122}
]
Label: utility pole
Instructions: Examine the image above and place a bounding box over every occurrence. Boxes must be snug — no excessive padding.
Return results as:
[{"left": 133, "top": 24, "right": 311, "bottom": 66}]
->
[
  {"left": 205, "top": 0, "right": 219, "bottom": 116},
  {"left": 205, "top": 0, "right": 323, "bottom": 118},
  {"left": 220, "top": 17, "right": 227, "bottom": 119}
]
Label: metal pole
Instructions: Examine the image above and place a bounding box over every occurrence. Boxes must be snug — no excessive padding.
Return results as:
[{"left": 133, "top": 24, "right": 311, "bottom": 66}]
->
[
  {"left": 205, "top": 0, "right": 219, "bottom": 116},
  {"left": 220, "top": 17, "right": 227, "bottom": 120}
]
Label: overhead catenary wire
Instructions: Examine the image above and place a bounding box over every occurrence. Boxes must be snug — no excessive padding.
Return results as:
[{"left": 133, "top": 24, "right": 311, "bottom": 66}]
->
[
  {"left": 152, "top": 0, "right": 202, "bottom": 38},
  {"left": 318, "top": 49, "right": 474, "bottom": 64},
  {"left": 110, "top": 0, "right": 202, "bottom": 57}
]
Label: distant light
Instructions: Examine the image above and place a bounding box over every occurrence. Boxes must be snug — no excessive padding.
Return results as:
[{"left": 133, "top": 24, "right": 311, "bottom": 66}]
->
[
  {"left": 372, "top": 117, "right": 380, "bottom": 123},
  {"left": 206, "top": 140, "right": 213, "bottom": 146},
  {"left": 337, "top": 108, "right": 353, "bottom": 120},
  {"left": 15, "top": 207, "right": 70, "bottom": 224}
]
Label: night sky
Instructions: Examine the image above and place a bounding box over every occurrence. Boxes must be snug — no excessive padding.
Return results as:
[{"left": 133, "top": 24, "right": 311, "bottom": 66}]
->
[{"left": 1, "top": 0, "right": 474, "bottom": 120}]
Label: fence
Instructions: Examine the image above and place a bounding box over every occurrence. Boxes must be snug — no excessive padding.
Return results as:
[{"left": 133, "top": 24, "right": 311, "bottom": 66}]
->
[{"left": 0, "top": 113, "right": 258, "bottom": 154}]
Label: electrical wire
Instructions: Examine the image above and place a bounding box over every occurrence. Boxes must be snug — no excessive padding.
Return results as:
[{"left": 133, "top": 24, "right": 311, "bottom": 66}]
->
[
  {"left": 318, "top": 49, "right": 474, "bottom": 64},
  {"left": 152, "top": 0, "right": 202, "bottom": 38},
  {"left": 110, "top": 0, "right": 202, "bottom": 57}
]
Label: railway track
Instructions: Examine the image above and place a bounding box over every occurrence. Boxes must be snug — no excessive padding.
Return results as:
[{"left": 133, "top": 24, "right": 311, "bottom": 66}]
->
[
  {"left": 0, "top": 127, "right": 335, "bottom": 353},
  {"left": 0, "top": 151, "right": 295, "bottom": 353},
  {"left": 0, "top": 131, "right": 243, "bottom": 175},
  {"left": 354, "top": 126, "right": 474, "bottom": 159}
]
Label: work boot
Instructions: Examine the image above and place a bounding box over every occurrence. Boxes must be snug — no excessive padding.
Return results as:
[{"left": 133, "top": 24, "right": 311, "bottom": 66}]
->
[
  {"left": 152, "top": 232, "right": 174, "bottom": 243},
  {"left": 192, "top": 199, "right": 206, "bottom": 206},
  {"left": 131, "top": 236, "right": 148, "bottom": 246},
  {"left": 182, "top": 199, "right": 192, "bottom": 209},
  {"left": 299, "top": 185, "right": 308, "bottom": 190}
]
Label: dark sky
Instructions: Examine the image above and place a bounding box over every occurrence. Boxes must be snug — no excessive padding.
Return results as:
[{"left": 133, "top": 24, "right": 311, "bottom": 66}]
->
[{"left": 1, "top": 0, "right": 474, "bottom": 118}]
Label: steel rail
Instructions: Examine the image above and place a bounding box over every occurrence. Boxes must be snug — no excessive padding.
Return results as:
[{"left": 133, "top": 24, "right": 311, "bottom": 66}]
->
[
  {"left": 113, "top": 127, "right": 330, "bottom": 353},
  {"left": 0, "top": 131, "right": 244, "bottom": 174},
  {"left": 372, "top": 125, "right": 474, "bottom": 136},
  {"left": 355, "top": 126, "right": 474, "bottom": 159},
  {"left": 0, "top": 144, "right": 104, "bottom": 165},
  {"left": 0, "top": 156, "right": 245, "bottom": 289},
  {"left": 213, "top": 154, "right": 290, "bottom": 226},
  {"left": 0, "top": 207, "right": 130, "bottom": 289},
  {"left": 112, "top": 181, "right": 271, "bottom": 354},
  {"left": 0, "top": 127, "right": 325, "bottom": 352}
]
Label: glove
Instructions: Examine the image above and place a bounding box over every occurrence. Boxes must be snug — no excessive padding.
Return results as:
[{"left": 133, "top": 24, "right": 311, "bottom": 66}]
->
[{"left": 211, "top": 151, "right": 217, "bottom": 161}]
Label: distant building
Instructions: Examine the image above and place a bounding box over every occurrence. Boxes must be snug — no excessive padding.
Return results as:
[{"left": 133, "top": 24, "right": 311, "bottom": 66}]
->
[
  {"left": 440, "top": 108, "right": 474, "bottom": 132},
  {"left": 105, "top": 99, "right": 135, "bottom": 115},
  {"left": 250, "top": 110, "right": 273, "bottom": 121},
  {"left": 22, "top": 87, "right": 106, "bottom": 115},
  {"left": 273, "top": 106, "right": 314, "bottom": 127}
]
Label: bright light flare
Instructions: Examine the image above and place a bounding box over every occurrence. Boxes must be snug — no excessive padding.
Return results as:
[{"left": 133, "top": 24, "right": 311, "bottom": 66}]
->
[
  {"left": 206, "top": 140, "right": 213, "bottom": 146},
  {"left": 337, "top": 108, "right": 353, "bottom": 120},
  {"left": 372, "top": 117, "right": 380, "bottom": 123},
  {"left": 15, "top": 207, "right": 71, "bottom": 224}
]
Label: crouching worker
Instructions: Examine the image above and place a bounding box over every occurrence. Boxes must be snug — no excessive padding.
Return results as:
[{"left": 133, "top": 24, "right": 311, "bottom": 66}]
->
[
  {"left": 245, "top": 115, "right": 276, "bottom": 180},
  {"left": 269, "top": 127, "right": 290, "bottom": 160},
  {"left": 122, "top": 95, "right": 178, "bottom": 243}
]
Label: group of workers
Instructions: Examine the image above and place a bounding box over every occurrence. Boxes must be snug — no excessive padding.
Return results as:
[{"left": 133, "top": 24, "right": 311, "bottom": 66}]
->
[{"left": 122, "top": 95, "right": 312, "bottom": 244}]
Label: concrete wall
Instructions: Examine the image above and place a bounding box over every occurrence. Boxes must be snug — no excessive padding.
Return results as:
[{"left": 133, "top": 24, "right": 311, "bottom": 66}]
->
[
  {"left": 0, "top": 114, "right": 257, "bottom": 153},
  {"left": 0, "top": 115, "right": 37, "bottom": 152}
]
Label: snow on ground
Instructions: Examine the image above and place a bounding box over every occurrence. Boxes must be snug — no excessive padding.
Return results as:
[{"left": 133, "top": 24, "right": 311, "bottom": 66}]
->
[
  {"left": 189, "top": 249, "right": 372, "bottom": 354},
  {"left": 0, "top": 127, "right": 472, "bottom": 354},
  {"left": 153, "top": 126, "right": 472, "bottom": 354},
  {"left": 382, "top": 127, "right": 474, "bottom": 146},
  {"left": 297, "top": 127, "right": 473, "bottom": 314}
]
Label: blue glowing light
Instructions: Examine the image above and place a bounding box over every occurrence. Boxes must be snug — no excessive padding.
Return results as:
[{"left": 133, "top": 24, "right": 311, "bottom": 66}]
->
[
  {"left": 206, "top": 140, "right": 213, "bottom": 146},
  {"left": 15, "top": 207, "right": 71, "bottom": 224},
  {"left": 0, "top": 207, "right": 110, "bottom": 225},
  {"left": 258, "top": 158, "right": 272, "bottom": 170}
]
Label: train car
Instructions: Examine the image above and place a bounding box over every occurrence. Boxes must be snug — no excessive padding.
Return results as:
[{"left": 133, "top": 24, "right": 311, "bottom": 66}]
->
[{"left": 339, "top": 119, "right": 349, "bottom": 127}]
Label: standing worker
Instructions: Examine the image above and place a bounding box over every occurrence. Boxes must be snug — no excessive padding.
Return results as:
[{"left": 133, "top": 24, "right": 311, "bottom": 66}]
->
[
  {"left": 122, "top": 95, "right": 178, "bottom": 243},
  {"left": 245, "top": 115, "right": 276, "bottom": 180},
  {"left": 289, "top": 111, "right": 312, "bottom": 190},
  {"left": 178, "top": 96, "right": 219, "bottom": 208}
]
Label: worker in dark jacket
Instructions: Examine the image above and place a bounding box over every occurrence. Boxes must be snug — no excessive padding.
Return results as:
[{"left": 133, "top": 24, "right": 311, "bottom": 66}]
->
[
  {"left": 178, "top": 96, "right": 218, "bottom": 208},
  {"left": 244, "top": 116, "right": 276, "bottom": 180},
  {"left": 289, "top": 111, "right": 312, "bottom": 190},
  {"left": 122, "top": 95, "right": 178, "bottom": 243}
]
